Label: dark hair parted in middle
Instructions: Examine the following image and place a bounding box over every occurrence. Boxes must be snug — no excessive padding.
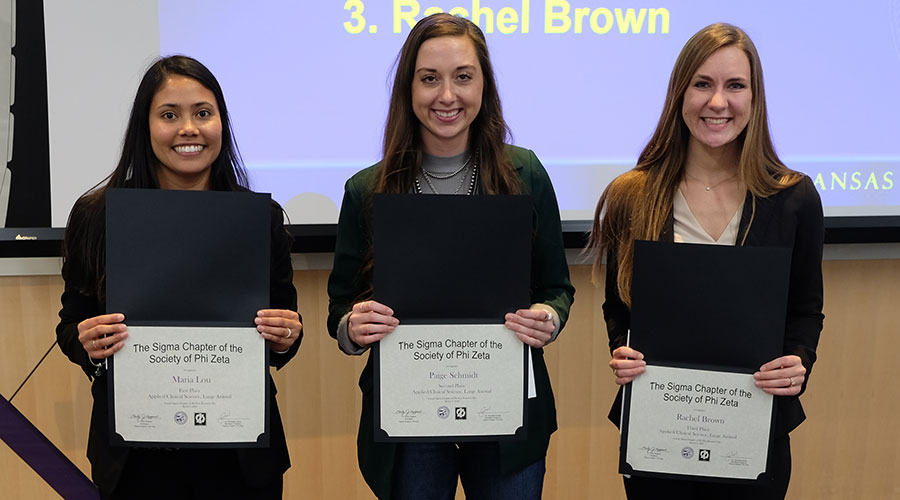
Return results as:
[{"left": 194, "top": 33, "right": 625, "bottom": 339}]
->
[
  {"left": 377, "top": 13, "right": 522, "bottom": 195},
  {"left": 113, "top": 55, "right": 248, "bottom": 191},
  {"left": 62, "top": 55, "right": 248, "bottom": 298}
]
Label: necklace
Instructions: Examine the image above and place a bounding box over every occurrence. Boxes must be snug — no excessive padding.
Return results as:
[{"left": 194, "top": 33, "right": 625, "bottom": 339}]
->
[
  {"left": 415, "top": 151, "right": 479, "bottom": 195},
  {"left": 684, "top": 171, "right": 738, "bottom": 191},
  {"left": 421, "top": 153, "right": 473, "bottom": 179},
  {"left": 422, "top": 165, "right": 468, "bottom": 194}
]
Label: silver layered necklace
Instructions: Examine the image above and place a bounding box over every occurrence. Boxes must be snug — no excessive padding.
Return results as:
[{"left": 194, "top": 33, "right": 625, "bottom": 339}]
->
[{"left": 415, "top": 151, "right": 479, "bottom": 195}]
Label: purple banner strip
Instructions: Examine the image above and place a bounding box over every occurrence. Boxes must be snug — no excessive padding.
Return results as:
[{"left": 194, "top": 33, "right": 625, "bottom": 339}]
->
[{"left": 0, "top": 394, "right": 99, "bottom": 499}]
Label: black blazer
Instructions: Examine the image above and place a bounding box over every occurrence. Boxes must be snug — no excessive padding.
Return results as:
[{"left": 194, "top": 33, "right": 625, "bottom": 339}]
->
[
  {"left": 56, "top": 200, "right": 301, "bottom": 493},
  {"left": 604, "top": 176, "right": 824, "bottom": 437}
]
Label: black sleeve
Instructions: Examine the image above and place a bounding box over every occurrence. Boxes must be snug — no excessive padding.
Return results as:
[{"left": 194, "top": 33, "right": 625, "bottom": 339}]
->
[
  {"left": 602, "top": 245, "right": 631, "bottom": 354},
  {"left": 56, "top": 199, "right": 104, "bottom": 379},
  {"left": 522, "top": 150, "right": 575, "bottom": 331},
  {"left": 57, "top": 283, "right": 102, "bottom": 379},
  {"left": 783, "top": 177, "right": 824, "bottom": 395},
  {"left": 269, "top": 202, "right": 301, "bottom": 369},
  {"left": 326, "top": 177, "right": 369, "bottom": 354}
]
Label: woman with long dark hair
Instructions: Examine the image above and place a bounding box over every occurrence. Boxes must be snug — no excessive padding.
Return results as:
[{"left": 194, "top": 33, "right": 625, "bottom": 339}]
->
[
  {"left": 57, "top": 55, "right": 302, "bottom": 499},
  {"left": 587, "top": 23, "right": 823, "bottom": 499},
  {"left": 327, "top": 13, "right": 574, "bottom": 500}
]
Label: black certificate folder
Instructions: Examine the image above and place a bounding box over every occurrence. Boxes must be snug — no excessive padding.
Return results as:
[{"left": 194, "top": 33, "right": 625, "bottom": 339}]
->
[
  {"left": 372, "top": 194, "right": 532, "bottom": 443},
  {"left": 629, "top": 241, "right": 791, "bottom": 371},
  {"left": 105, "top": 189, "right": 270, "bottom": 325},
  {"left": 621, "top": 240, "right": 792, "bottom": 483},
  {"left": 373, "top": 194, "right": 532, "bottom": 323},
  {"left": 105, "top": 188, "right": 271, "bottom": 449}
]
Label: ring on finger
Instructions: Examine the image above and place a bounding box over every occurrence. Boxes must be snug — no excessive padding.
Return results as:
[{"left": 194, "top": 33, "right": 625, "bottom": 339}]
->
[
  {"left": 284, "top": 327, "right": 291, "bottom": 339},
  {"left": 789, "top": 377, "right": 795, "bottom": 387},
  {"left": 92, "top": 339, "right": 97, "bottom": 349}
]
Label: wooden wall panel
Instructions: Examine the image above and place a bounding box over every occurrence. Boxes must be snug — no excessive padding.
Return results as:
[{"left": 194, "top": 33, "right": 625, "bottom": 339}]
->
[
  {"left": 543, "top": 263, "right": 626, "bottom": 499},
  {"left": 1, "top": 260, "right": 898, "bottom": 499},
  {"left": 0, "top": 276, "right": 93, "bottom": 499},
  {"left": 0, "top": 441, "right": 63, "bottom": 500},
  {"left": 787, "top": 260, "right": 900, "bottom": 500},
  {"left": 277, "top": 269, "right": 372, "bottom": 500}
]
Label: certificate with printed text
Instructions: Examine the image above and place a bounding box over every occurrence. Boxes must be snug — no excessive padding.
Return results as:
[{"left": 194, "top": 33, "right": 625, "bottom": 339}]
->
[
  {"left": 105, "top": 189, "right": 272, "bottom": 447},
  {"left": 374, "top": 324, "right": 526, "bottom": 441},
  {"left": 623, "top": 365, "right": 772, "bottom": 479},
  {"left": 109, "top": 326, "right": 267, "bottom": 446},
  {"left": 622, "top": 241, "right": 791, "bottom": 482},
  {"left": 373, "top": 194, "right": 533, "bottom": 442}
]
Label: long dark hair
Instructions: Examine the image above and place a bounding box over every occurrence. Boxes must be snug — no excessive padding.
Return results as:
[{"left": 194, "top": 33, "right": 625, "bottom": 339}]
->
[
  {"left": 62, "top": 55, "right": 248, "bottom": 298},
  {"left": 586, "top": 23, "right": 800, "bottom": 306},
  {"left": 377, "top": 13, "right": 521, "bottom": 195}
]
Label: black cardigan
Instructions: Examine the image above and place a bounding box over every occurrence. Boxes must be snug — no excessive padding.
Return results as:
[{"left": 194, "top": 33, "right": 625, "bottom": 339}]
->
[{"left": 604, "top": 175, "right": 824, "bottom": 437}]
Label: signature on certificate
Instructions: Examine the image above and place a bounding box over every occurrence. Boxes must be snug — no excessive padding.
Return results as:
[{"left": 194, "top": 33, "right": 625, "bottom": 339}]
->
[
  {"left": 640, "top": 446, "right": 668, "bottom": 460},
  {"left": 217, "top": 411, "right": 248, "bottom": 428},
  {"left": 129, "top": 413, "right": 160, "bottom": 427},
  {"left": 477, "top": 406, "right": 509, "bottom": 422},
  {"left": 395, "top": 409, "right": 424, "bottom": 420},
  {"left": 478, "top": 406, "right": 510, "bottom": 414}
]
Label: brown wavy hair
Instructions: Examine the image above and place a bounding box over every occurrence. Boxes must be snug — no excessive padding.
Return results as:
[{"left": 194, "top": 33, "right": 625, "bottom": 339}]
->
[
  {"left": 376, "top": 13, "right": 521, "bottom": 195},
  {"left": 586, "top": 23, "right": 801, "bottom": 306},
  {"left": 353, "top": 14, "right": 524, "bottom": 299}
]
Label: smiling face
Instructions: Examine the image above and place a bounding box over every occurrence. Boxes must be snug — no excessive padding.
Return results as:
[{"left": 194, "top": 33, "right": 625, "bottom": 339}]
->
[
  {"left": 681, "top": 46, "right": 752, "bottom": 156},
  {"left": 149, "top": 76, "right": 222, "bottom": 190},
  {"left": 411, "top": 35, "right": 484, "bottom": 156}
]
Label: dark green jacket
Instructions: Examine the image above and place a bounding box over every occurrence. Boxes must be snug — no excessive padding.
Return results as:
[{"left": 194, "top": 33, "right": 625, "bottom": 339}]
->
[{"left": 327, "top": 145, "right": 575, "bottom": 499}]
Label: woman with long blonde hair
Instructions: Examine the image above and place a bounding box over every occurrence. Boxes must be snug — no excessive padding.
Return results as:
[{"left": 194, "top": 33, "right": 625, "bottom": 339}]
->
[{"left": 588, "top": 23, "right": 823, "bottom": 499}]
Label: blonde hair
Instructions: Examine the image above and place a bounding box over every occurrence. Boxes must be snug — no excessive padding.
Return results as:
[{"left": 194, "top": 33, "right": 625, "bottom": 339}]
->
[{"left": 587, "top": 23, "right": 801, "bottom": 306}]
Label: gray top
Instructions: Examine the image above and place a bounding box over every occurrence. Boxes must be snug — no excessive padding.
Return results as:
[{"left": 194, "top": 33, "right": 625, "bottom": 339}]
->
[{"left": 416, "top": 151, "right": 477, "bottom": 195}]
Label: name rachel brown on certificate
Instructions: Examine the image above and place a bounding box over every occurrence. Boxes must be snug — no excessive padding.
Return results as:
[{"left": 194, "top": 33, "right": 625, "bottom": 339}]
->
[{"left": 625, "top": 365, "right": 772, "bottom": 480}]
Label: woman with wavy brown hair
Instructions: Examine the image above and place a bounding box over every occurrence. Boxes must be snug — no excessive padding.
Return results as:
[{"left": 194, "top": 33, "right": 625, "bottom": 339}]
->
[
  {"left": 327, "top": 13, "right": 574, "bottom": 500},
  {"left": 587, "top": 23, "right": 823, "bottom": 499}
]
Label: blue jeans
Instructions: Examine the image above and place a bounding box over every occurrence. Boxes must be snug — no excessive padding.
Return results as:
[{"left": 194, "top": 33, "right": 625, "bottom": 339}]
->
[{"left": 389, "top": 442, "right": 545, "bottom": 500}]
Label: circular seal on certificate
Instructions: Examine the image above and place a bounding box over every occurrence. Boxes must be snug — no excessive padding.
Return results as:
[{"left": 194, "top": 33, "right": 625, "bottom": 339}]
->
[
  {"left": 681, "top": 447, "right": 694, "bottom": 459},
  {"left": 174, "top": 411, "right": 188, "bottom": 425},
  {"left": 437, "top": 406, "right": 450, "bottom": 419}
]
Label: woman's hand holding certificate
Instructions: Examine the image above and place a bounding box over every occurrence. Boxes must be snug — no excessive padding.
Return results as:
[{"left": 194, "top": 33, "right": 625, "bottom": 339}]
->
[{"left": 348, "top": 300, "right": 399, "bottom": 348}]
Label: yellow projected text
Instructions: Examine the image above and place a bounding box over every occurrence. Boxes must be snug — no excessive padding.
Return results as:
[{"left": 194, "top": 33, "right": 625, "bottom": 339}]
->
[{"left": 545, "top": 1, "right": 669, "bottom": 34}]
